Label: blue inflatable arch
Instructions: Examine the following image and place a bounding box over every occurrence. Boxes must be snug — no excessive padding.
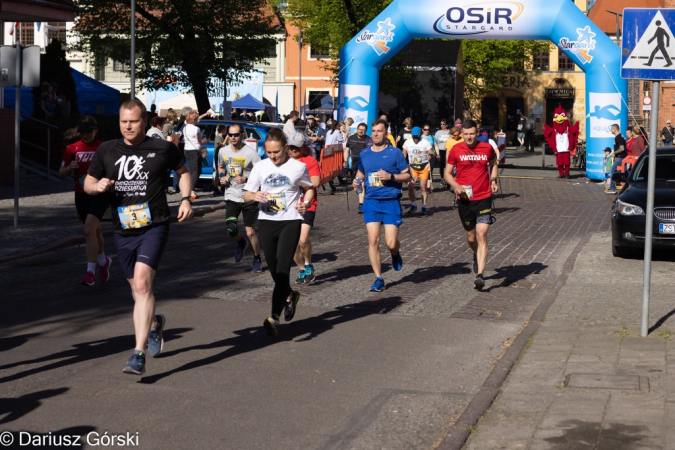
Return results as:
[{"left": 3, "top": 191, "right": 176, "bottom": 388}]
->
[{"left": 338, "top": 0, "right": 627, "bottom": 180}]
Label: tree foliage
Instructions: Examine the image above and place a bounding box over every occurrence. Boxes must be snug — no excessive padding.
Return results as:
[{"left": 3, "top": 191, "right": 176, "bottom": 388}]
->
[
  {"left": 281, "top": 0, "right": 416, "bottom": 96},
  {"left": 461, "top": 39, "right": 552, "bottom": 117},
  {"left": 73, "top": 0, "right": 282, "bottom": 112}
]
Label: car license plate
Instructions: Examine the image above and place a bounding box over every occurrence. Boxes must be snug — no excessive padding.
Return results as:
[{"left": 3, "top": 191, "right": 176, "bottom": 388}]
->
[{"left": 659, "top": 223, "right": 675, "bottom": 234}]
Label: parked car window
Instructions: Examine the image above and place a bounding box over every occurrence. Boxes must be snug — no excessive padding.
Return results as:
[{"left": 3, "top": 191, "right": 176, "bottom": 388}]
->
[
  {"left": 244, "top": 128, "right": 262, "bottom": 141},
  {"left": 633, "top": 153, "right": 675, "bottom": 181}
]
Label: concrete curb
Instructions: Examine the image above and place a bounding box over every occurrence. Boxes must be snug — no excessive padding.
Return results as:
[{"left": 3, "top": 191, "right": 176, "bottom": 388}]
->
[
  {"left": 436, "top": 232, "right": 593, "bottom": 450},
  {"left": 0, "top": 202, "right": 227, "bottom": 265}
]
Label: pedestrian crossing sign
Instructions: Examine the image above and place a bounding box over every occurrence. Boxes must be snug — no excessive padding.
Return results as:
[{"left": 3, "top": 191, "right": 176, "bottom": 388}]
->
[{"left": 622, "top": 9, "right": 675, "bottom": 80}]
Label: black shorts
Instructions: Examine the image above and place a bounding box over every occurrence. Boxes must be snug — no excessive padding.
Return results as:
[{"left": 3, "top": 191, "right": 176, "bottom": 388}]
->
[
  {"left": 225, "top": 200, "right": 258, "bottom": 227},
  {"left": 303, "top": 210, "right": 316, "bottom": 227},
  {"left": 75, "top": 192, "right": 109, "bottom": 223},
  {"left": 114, "top": 225, "right": 170, "bottom": 279},
  {"left": 457, "top": 197, "right": 493, "bottom": 231}
]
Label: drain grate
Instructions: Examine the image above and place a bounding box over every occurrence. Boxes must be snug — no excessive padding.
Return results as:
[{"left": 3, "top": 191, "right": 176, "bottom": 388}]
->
[{"left": 564, "top": 374, "right": 649, "bottom": 393}]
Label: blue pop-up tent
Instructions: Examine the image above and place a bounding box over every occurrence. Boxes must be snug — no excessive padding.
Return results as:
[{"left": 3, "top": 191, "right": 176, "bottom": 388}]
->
[
  {"left": 4, "top": 68, "right": 120, "bottom": 116},
  {"left": 70, "top": 68, "right": 120, "bottom": 115},
  {"left": 232, "top": 94, "right": 276, "bottom": 121}
]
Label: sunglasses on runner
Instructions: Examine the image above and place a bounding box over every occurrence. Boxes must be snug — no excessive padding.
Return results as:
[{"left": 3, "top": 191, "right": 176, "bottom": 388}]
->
[
  {"left": 228, "top": 133, "right": 241, "bottom": 137},
  {"left": 423, "top": 128, "right": 430, "bottom": 131},
  {"left": 288, "top": 146, "right": 303, "bottom": 152}
]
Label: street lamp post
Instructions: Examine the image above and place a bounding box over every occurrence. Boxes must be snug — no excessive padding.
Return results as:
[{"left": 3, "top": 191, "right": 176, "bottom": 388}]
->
[
  {"left": 298, "top": 30, "right": 302, "bottom": 113},
  {"left": 131, "top": 0, "right": 136, "bottom": 100}
]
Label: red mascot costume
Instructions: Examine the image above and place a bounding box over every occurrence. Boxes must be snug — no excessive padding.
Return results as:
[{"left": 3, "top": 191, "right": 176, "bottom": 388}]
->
[{"left": 543, "top": 105, "right": 579, "bottom": 179}]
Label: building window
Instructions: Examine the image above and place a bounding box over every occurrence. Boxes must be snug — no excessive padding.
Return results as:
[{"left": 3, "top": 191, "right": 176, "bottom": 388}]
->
[
  {"left": 48, "top": 22, "right": 67, "bottom": 43},
  {"left": 533, "top": 52, "right": 549, "bottom": 71},
  {"left": 113, "top": 60, "right": 131, "bottom": 72},
  {"left": 19, "top": 23, "right": 34, "bottom": 45},
  {"left": 309, "top": 46, "right": 330, "bottom": 60},
  {"left": 94, "top": 64, "right": 106, "bottom": 82},
  {"left": 558, "top": 52, "right": 575, "bottom": 71},
  {"left": 307, "top": 90, "right": 331, "bottom": 109}
]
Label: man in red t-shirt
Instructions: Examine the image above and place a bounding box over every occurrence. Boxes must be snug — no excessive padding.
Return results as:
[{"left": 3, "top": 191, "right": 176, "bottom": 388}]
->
[
  {"left": 59, "top": 116, "right": 111, "bottom": 286},
  {"left": 445, "top": 119, "right": 499, "bottom": 291},
  {"left": 288, "top": 133, "right": 321, "bottom": 283}
]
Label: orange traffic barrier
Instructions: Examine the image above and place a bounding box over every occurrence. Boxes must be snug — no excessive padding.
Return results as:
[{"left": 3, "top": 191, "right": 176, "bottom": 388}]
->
[{"left": 319, "top": 144, "right": 344, "bottom": 185}]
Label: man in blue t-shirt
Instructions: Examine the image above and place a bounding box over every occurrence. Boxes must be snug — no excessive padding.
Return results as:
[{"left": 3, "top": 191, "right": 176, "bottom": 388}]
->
[{"left": 352, "top": 119, "right": 410, "bottom": 292}]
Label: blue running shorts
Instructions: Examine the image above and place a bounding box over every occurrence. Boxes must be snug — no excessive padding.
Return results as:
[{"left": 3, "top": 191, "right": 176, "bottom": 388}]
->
[{"left": 362, "top": 198, "right": 403, "bottom": 227}]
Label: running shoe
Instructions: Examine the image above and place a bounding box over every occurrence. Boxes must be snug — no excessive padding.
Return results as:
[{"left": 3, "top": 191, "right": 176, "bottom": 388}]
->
[
  {"left": 421, "top": 206, "right": 427, "bottom": 215},
  {"left": 234, "top": 240, "right": 248, "bottom": 263},
  {"left": 147, "top": 314, "right": 166, "bottom": 357},
  {"left": 99, "top": 257, "right": 112, "bottom": 283},
  {"left": 605, "top": 190, "right": 617, "bottom": 194},
  {"left": 304, "top": 264, "right": 316, "bottom": 283},
  {"left": 264, "top": 316, "right": 280, "bottom": 336},
  {"left": 81, "top": 271, "right": 95, "bottom": 286},
  {"left": 474, "top": 274, "right": 485, "bottom": 291},
  {"left": 391, "top": 252, "right": 403, "bottom": 271},
  {"left": 357, "top": 204, "right": 363, "bottom": 214},
  {"left": 408, "top": 204, "right": 418, "bottom": 214},
  {"left": 473, "top": 254, "right": 478, "bottom": 274},
  {"left": 284, "top": 291, "right": 300, "bottom": 322},
  {"left": 122, "top": 350, "right": 146, "bottom": 375},
  {"left": 295, "top": 269, "right": 306, "bottom": 284},
  {"left": 370, "top": 277, "right": 385, "bottom": 292},
  {"left": 252, "top": 258, "right": 263, "bottom": 273}
]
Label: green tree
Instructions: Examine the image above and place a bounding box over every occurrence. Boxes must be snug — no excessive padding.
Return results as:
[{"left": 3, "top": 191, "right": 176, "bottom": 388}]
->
[
  {"left": 461, "top": 40, "right": 552, "bottom": 118},
  {"left": 281, "top": 0, "right": 417, "bottom": 97},
  {"left": 72, "top": 0, "right": 282, "bottom": 113},
  {"left": 33, "top": 39, "right": 79, "bottom": 119}
]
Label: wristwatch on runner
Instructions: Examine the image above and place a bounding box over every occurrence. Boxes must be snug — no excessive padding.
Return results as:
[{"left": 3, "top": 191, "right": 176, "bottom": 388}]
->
[{"left": 181, "top": 196, "right": 193, "bottom": 204}]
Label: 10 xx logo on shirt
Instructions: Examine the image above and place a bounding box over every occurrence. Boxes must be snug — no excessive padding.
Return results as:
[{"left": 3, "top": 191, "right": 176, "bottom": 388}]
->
[{"left": 114, "top": 155, "right": 150, "bottom": 195}]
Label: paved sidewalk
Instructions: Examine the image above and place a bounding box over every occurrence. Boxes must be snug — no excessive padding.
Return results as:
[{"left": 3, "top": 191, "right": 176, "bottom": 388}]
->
[{"left": 464, "top": 232, "right": 675, "bottom": 450}]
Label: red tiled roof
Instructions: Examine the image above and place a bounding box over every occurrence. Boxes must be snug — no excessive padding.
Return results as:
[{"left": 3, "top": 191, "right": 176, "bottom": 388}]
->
[{"left": 588, "top": 0, "right": 664, "bottom": 34}]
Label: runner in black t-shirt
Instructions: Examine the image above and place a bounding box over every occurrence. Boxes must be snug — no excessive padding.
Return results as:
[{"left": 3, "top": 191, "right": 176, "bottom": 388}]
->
[
  {"left": 85, "top": 100, "right": 194, "bottom": 376},
  {"left": 344, "top": 123, "right": 372, "bottom": 213}
]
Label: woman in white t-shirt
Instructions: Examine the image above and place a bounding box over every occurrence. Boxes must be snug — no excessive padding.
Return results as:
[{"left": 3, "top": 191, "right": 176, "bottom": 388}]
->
[
  {"left": 325, "top": 121, "right": 344, "bottom": 146},
  {"left": 183, "top": 111, "right": 209, "bottom": 199},
  {"left": 244, "top": 129, "right": 314, "bottom": 337}
]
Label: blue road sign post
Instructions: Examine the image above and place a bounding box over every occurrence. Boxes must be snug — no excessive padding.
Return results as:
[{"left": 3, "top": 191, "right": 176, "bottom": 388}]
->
[{"left": 621, "top": 8, "right": 672, "bottom": 337}]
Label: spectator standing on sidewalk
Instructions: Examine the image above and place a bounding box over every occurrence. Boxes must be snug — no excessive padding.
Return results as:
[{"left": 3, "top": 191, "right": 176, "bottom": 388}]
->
[
  {"left": 631, "top": 125, "right": 646, "bottom": 157},
  {"left": 183, "top": 111, "right": 210, "bottom": 199},
  {"left": 217, "top": 123, "right": 263, "bottom": 272},
  {"left": 524, "top": 113, "right": 536, "bottom": 152},
  {"left": 84, "top": 99, "right": 194, "bottom": 375},
  {"left": 516, "top": 110, "right": 526, "bottom": 148},
  {"left": 660, "top": 120, "right": 673, "bottom": 146},
  {"left": 284, "top": 110, "right": 300, "bottom": 137},
  {"left": 445, "top": 119, "right": 499, "bottom": 291},
  {"left": 606, "top": 124, "right": 627, "bottom": 195},
  {"left": 435, "top": 119, "right": 451, "bottom": 187},
  {"left": 59, "top": 116, "right": 112, "bottom": 286}
]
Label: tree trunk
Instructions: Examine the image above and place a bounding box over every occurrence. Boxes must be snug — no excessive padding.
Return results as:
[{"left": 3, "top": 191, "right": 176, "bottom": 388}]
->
[{"left": 183, "top": 56, "right": 211, "bottom": 114}]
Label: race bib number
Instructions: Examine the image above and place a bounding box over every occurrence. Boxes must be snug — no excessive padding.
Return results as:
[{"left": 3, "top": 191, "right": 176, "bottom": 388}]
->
[
  {"left": 118, "top": 203, "right": 152, "bottom": 229},
  {"left": 368, "top": 172, "right": 383, "bottom": 187},
  {"left": 458, "top": 185, "right": 473, "bottom": 200},
  {"left": 228, "top": 164, "right": 242, "bottom": 178},
  {"left": 439, "top": 135, "right": 449, "bottom": 143},
  {"left": 411, "top": 153, "right": 424, "bottom": 164},
  {"left": 261, "top": 193, "right": 287, "bottom": 212}
]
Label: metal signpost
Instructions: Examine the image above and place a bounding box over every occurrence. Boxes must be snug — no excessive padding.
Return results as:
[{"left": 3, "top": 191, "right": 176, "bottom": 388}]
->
[
  {"left": 0, "top": 45, "right": 40, "bottom": 229},
  {"left": 621, "top": 8, "right": 675, "bottom": 337}
]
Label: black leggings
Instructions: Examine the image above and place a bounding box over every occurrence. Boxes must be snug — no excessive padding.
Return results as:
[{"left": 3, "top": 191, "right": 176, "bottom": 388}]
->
[
  {"left": 438, "top": 150, "right": 447, "bottom": 179},
  {"left": 258, "top": 219, "right": 302, "bottom": 317},
  {"left": 185, "top": 150, "right": 200, "bottom": 192}
]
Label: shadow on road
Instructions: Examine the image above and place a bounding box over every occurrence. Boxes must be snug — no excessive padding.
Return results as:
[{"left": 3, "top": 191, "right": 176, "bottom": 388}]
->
[
  {"left": 0, "top": 329, "right": 192, "bottom": 384},
  {"left": 0, "top": 333, "right": 42, "bottom": 353},
  {"left": 385, "top": 263, "right": 470, "bottom": 289},
  {"left": 483, "top": 262, "right": 548, "bottom": 292},
  {"left": 139, "top": 297, "right": 403, "bottom": 385},
  {"left": 0, "top": 388, "right": 69, "bottom": 424}
]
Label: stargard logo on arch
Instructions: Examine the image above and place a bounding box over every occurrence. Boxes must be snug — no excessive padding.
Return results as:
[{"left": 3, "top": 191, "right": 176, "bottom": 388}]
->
[{"left": 433, "top": 2, "right": 524, "bottom": 36}]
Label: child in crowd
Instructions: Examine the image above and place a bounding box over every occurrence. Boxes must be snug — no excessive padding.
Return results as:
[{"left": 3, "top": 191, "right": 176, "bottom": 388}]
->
[{"left": 603, "top": 147, "right": 613, "bottom": 189}]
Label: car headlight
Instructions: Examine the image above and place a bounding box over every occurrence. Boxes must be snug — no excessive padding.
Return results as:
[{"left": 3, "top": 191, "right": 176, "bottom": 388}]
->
[{"left": 617, "top": 199, "right": 644, "bottom": 216}]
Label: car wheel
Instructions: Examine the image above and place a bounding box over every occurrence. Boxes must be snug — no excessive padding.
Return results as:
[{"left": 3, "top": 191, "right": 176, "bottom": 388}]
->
[{"left": 612, "top": 244, "right": 631, "bottom": 258}]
